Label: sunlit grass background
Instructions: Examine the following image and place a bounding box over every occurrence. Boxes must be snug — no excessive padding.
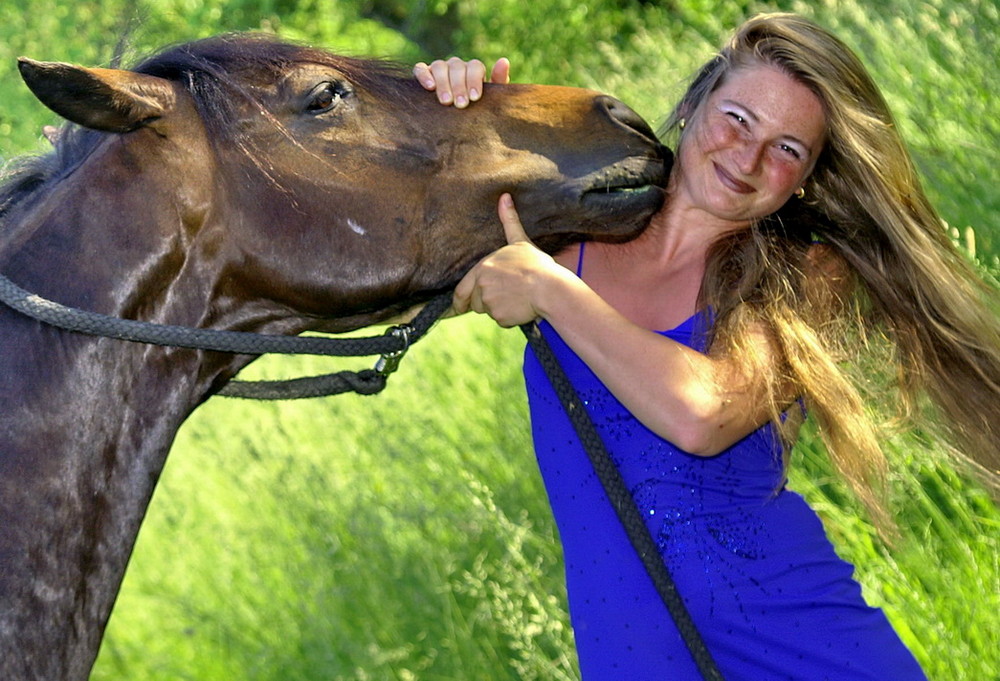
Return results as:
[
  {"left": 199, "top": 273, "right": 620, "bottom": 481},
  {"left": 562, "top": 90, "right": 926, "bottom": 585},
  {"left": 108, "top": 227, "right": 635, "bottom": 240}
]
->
[{"left": 1, "top": 1, "right": 997, "bottom": 679}]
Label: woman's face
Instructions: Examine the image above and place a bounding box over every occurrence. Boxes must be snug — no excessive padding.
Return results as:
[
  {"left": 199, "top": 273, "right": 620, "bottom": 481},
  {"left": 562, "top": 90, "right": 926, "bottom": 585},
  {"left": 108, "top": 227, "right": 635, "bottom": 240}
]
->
[{"left": 674, "top": 64, "right": 827, "bottom": 223}]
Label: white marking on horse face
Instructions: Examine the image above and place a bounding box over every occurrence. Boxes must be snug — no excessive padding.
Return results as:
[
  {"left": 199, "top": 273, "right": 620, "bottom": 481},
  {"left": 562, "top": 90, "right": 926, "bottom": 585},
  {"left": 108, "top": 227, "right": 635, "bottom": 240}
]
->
[{"left": 347, "top": 219, "right": 366, "bottom": 236}]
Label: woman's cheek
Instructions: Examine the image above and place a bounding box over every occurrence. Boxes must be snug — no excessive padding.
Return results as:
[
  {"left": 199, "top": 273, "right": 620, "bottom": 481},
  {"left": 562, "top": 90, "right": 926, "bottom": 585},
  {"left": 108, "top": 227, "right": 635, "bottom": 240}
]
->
[{"left": 769, "top": 158, "right": 808, "bottom": 195}]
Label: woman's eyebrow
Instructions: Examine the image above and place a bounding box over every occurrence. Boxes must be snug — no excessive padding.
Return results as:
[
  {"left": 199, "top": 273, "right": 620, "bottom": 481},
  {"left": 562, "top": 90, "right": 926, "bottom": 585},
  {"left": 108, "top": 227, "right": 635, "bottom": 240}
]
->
[
  {"left": 722, "top": 98, "right": 815, "bottom": 155},
  {"left": 721, "top": 98, "right": 757, "bottom": 121}
]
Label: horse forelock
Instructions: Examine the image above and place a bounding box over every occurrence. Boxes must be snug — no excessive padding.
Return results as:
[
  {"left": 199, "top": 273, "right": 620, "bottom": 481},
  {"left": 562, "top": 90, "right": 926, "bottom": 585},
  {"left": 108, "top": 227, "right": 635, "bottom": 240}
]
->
[
  {"left": 138, "top": 32, "right": 412, "bottom": 85},
  {"left": 0, "top": 159, "right": 48, "bottom": 225},
  {"left": 134, "top": 33, "right": 413, "bottom": 156}
]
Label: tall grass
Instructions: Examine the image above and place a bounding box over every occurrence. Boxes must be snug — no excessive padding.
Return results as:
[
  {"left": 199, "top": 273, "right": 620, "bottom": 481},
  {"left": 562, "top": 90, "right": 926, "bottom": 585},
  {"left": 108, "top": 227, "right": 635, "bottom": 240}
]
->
[
  {"left": 90, "top": 315, "right": 999, "bottom": 680},
  {"left": 94, "top": 318, "right": 582, "bottom": 680},
  {"left": 0, "top": 1, "right": 995, "bottom": 679}
]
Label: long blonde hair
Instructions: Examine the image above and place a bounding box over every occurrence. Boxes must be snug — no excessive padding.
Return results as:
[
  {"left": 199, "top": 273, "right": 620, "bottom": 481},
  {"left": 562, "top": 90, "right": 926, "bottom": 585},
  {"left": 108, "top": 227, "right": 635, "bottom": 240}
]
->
[{"left": 664, "top": 13, "right": 1000, "bottom": 527}]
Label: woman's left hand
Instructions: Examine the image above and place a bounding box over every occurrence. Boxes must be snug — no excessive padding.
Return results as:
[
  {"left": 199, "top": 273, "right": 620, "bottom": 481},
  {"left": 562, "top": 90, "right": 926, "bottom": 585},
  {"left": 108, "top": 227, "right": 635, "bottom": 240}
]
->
[{"left": 453, "top": 193, "right": 568, "bottom": 327}]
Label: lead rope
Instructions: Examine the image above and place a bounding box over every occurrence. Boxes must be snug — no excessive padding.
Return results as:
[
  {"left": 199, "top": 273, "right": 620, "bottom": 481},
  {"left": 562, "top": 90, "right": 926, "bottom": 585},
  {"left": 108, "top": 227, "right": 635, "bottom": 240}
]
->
[
  {"left": 0, "top": 270, "right": 452, "bottom": 399},
  {"left": 521, "top": 321, "right": 725, "bottom": 681},
  {"left": 3, "top": 264, "right": 722, "bottom": 674},
  {"left": 219, "top": 297, "right": 452, "bottom": 399}
]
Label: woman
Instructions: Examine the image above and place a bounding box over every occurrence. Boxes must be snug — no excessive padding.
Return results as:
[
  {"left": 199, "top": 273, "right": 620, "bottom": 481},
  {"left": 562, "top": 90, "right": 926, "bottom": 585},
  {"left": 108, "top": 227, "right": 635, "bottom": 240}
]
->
[{"left": 415, "top": 13, "right": 999, "bottom": 680}]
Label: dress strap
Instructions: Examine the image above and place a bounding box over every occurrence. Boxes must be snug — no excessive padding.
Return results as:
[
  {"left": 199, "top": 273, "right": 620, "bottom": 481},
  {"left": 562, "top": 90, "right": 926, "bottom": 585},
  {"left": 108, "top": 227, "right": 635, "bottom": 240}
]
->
[{"left": 575, "top": 242, "right": 587, "bottom": 278}]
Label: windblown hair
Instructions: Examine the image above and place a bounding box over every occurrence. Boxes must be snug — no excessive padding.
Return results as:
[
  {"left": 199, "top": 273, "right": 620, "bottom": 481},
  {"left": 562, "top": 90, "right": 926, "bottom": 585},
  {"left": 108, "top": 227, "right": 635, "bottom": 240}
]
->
[{"left": 663, "top": 13, "right": 1000, "bottom": 528}]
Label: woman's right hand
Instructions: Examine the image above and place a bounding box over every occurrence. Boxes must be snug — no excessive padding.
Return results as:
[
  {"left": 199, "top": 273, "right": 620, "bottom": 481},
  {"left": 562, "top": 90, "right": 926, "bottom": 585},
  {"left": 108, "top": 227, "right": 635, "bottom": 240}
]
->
[{"left": 413, "top": 57, "right": 510, "bottom": 108}]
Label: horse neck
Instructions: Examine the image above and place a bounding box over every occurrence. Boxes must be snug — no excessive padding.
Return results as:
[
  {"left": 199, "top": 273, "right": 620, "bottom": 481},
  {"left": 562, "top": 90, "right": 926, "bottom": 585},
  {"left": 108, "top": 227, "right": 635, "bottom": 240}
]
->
[{"left": 0, "top": 138, "right": 248, "bottom": 680}]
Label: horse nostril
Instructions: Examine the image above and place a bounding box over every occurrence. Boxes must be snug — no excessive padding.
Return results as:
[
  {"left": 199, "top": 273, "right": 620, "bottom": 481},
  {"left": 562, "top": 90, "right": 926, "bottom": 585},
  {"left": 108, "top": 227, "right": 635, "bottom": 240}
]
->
[{"left": 596, "top": 95, "right": 658, "bottom": 144}]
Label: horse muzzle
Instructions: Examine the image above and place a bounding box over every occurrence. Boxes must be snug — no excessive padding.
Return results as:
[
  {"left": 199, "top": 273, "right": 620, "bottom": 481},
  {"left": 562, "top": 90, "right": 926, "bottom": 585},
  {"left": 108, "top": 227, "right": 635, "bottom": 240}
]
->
[{"left": 520, "top": 147, "right": 672, "bottom": 250}]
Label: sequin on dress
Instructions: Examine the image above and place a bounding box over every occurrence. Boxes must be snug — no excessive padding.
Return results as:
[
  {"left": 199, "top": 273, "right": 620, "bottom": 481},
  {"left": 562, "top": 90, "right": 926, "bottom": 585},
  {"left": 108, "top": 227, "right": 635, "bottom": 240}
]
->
[{"left": 523, "top": 310, "right": 928, "bottom": 680}]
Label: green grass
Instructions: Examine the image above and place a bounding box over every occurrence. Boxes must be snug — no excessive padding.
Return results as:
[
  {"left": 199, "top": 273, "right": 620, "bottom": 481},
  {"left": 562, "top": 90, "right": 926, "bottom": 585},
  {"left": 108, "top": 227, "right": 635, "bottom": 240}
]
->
[
  {"left": 1, "top": 1, "right": 996, "bottom": 679},
  {"left": 91, "top": 316, "right": 1000, "bottom": 680},
  {"left": 94, "top": 317, "right": 579, "bottom": 681}
]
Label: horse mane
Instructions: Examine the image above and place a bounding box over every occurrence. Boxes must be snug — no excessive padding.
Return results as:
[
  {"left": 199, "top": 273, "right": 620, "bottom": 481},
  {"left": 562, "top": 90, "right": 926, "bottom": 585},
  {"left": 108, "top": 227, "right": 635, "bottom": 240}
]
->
[
  {"left": 0, "top": 33, "right": 412, "bottom": 222},
  {"left": 137, "top": 32, "right": 413, "bottom": 129},
  {"left": 0, "top": 127, "right": 102, "bottom": 224}
]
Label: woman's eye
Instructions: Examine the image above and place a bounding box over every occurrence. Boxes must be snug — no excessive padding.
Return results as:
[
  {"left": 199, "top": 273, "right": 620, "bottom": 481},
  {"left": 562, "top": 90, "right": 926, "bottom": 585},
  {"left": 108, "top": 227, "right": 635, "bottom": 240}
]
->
[
  {"left": 726, "top": 111, "right": 748, "bottom": 126},
  {"left": 307, "top": 83, "right": 343, "bottom": 114},
  {"left": 779, "top": 144, "right": 802, "bottom": 160}
]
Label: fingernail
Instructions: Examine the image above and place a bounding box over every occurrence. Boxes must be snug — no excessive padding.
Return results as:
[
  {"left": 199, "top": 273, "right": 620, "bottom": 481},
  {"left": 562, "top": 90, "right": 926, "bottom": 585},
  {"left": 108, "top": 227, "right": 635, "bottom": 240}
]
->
[
  {"left": 455, "top": 95, "right": 468, "bottom": 108},
  {"left": 470, "top": 88, "right": 480, "bottom": 101},
  {"left": 422, "top": 79, "right": 435, "bottom": 89},
  {"left": 501, "top": 193, "right": 513, "bottom": 208},
  {"left": 440, "top": 91, "right": 452, "bottom": 104}
]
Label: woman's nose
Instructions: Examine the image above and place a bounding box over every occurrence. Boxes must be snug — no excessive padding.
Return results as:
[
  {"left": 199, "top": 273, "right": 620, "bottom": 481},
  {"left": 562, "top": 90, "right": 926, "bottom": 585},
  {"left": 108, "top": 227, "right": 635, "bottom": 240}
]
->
[{"left": 734, "top": 140, "right": 765, "bottom": 175}]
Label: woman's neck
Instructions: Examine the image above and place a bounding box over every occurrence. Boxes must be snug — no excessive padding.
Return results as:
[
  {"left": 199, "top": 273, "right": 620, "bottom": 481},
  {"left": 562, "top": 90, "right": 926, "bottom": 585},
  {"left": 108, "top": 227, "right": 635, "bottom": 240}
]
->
[
  {"left": 654, "top": 173, "right": 751, "bottom": 259},
  {"left": 574, "top": 214, "right": 710, "bottom": 331}
]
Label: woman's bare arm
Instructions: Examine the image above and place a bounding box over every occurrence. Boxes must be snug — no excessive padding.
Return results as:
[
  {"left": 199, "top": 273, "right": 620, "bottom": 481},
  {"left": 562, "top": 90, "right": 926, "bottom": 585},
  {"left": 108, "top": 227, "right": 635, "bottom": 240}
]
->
[{"left": 455, "top": 195, "right": 788, "bottom": 456}]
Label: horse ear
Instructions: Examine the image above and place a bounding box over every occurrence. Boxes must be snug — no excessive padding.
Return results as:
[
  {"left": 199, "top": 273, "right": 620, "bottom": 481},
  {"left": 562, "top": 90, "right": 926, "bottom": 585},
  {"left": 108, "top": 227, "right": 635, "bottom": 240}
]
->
[{"left": 17, "top": 57, "right": 176, "bottom": 134}]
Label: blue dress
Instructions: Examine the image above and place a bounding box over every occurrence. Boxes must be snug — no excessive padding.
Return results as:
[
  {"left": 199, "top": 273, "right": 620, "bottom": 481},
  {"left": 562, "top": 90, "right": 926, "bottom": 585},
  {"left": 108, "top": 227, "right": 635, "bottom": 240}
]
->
[{"left": 522, "top": 311, "right": 928, "bottom": 680}]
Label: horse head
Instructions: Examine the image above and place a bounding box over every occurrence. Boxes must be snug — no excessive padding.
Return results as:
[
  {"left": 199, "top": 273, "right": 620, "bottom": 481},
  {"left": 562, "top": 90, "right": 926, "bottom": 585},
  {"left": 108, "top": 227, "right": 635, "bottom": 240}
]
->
[{"left": 16, "top": 33, "right": 668, "bottom": 334}]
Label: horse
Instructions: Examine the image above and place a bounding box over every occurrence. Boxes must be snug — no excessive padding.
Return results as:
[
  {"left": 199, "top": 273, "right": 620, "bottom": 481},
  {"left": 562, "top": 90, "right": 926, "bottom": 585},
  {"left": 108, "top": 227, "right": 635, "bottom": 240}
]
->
[{"left": 0, "top": 32, "right": 667, "bottom": 680}]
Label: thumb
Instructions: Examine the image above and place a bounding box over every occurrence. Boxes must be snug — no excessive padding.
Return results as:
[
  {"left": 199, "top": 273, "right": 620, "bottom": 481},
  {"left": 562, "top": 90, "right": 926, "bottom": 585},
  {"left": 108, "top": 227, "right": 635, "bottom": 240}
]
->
[{"left": 499, "top": 193, "right": 531, "bottom": 245}]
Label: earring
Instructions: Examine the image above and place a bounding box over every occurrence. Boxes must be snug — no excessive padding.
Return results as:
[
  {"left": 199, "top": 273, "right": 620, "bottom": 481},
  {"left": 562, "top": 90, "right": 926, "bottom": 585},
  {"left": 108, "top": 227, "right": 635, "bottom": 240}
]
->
[
  {"left": 795, "top": 186, "right": 805, "bottom": 199},
  {"left": 679, "top": 118, "right": 686, "bottom": 130}
]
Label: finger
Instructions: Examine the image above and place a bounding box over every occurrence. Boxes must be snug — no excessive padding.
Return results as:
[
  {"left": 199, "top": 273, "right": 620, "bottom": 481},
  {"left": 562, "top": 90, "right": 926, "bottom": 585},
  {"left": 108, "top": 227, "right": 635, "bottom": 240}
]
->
[
  {"left": 466, "top": 59, "right": 487, "bottom": 102},
  {"left": 447, "top": 57, "right": 472, "bottom": 108},
  {"left": 498, "top": 193, "right": 531, "bottom": 244},
  {"left": 452, "top": 267, "right": 478, "bottom": 314},
  {"left": 428, "top": 60, "right": 453, "bottom": 105},
  {"left": 413, "top": 62, "right": 435, "bottom": 90},
  {"left": 490, "top": 57, "right": 511, "bottom": 85},
  {"left": 470, "top": 287, "right": 487, "bottom": 316}
]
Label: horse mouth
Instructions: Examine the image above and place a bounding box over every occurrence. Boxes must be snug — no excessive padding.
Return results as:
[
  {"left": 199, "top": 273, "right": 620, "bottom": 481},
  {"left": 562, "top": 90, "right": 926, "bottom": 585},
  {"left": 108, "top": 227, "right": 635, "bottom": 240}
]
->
[
  {"left": 521, "top": 155, "right": 669, "bottom": 251},
  {"left": 516, "top": 155, "right": 668, "bottom": 252},
  {"left": 578, "top": 156, "right": 669, "bottom": 209}
]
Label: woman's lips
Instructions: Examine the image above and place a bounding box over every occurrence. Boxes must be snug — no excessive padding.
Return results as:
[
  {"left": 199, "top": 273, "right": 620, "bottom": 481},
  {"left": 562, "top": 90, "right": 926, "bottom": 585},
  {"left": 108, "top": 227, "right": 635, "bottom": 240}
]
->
[{"left": 713, "top": 162, "right": 755, "bottom": 194}]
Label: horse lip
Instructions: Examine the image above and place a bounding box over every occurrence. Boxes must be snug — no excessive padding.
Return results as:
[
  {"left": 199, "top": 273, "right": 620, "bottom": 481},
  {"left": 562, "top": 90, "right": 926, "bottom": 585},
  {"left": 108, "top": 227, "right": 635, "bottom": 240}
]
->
[{"left": 577, "top": 156, "right": 669, "bottom": 197}]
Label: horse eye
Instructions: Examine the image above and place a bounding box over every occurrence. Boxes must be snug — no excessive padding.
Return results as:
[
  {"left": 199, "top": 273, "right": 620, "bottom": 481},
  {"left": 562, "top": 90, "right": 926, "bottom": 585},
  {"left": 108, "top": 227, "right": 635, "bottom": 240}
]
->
[{"left": 306, "top": 82, "right": 344, "bottom": 114}]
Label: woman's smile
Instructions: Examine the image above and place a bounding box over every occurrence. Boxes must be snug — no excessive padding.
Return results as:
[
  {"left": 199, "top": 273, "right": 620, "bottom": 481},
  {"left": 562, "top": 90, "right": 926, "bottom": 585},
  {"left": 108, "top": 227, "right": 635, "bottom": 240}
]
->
[{"left": 712, "top": 161, "right": 755, "bottom": 194}]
